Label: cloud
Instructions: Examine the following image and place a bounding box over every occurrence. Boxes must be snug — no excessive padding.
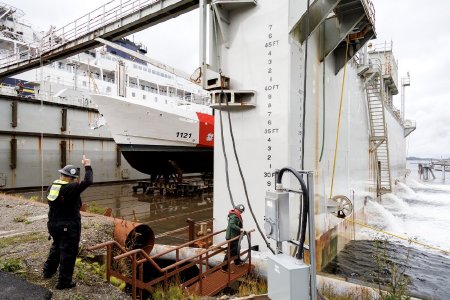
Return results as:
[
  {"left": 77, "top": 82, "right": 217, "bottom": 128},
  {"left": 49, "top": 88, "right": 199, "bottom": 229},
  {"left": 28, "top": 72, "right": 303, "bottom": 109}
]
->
[{"left": 374, "top": 0, "right": 450, "bottom": 158}]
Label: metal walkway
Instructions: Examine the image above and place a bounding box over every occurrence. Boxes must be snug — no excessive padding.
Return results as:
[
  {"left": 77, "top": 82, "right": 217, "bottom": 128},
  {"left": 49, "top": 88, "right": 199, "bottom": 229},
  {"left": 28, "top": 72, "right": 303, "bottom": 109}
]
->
[
  {"left": 0, "top": 0, "right": 199, "bottom": 77},
  {"left": 89, "top": 229, "right": 255, "bottom": 299},
  {"left": 296, "top": 0, "right": 376, "bottom": 73},
  {"left": 364, "top": 64, "right": 392, "bottom": 195}
]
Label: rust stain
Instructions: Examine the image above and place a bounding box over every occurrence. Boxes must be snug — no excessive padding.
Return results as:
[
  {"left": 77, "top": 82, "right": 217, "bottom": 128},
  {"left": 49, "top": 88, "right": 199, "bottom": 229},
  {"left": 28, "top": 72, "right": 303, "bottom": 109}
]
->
[
  {"left": 306, "top": 207, "right": 366, "bottom": 271},
  {"left": 38, "top": 135, "right": 42, "bottom": 156}
]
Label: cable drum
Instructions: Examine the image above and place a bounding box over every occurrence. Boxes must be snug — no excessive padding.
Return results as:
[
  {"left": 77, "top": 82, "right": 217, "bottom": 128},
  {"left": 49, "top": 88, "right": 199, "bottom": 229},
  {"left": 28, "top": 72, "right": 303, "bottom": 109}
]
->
[{"left": 236, "top": 231, "right": 251, "bottom": 263}]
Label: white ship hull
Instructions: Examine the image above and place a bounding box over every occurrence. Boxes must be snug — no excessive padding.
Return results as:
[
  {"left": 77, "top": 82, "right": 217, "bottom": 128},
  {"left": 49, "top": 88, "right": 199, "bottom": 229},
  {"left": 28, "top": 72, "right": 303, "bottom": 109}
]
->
[{"left": 91, "top": 94, "right": 214, "bottom": 175}]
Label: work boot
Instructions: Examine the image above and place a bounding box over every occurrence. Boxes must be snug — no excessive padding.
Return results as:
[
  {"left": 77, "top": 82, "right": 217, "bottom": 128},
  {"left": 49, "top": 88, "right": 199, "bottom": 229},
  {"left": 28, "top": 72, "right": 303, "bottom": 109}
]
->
[
  {"left": 55, "top": 281, "right": 76, "bottom": 290},
  {"left": 42, "top": 272, "right": 54, "bottom": 279}
]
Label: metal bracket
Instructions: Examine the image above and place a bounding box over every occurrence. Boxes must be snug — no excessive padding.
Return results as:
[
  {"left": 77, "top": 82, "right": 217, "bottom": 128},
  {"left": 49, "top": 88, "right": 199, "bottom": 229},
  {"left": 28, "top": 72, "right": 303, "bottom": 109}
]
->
[
  {"left": 210, "top": 90, "right": 256, "bottom": 110},
  {"left": 370, "top": 136, "right": 385, "bottom": 152},
  {"left": 327, "top": 195, "right": 353, "bottom": 218}
]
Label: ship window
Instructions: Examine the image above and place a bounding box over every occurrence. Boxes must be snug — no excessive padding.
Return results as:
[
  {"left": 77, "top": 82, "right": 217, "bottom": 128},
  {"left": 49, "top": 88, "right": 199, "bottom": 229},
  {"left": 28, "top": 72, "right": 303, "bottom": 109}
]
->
[
  {"left": 138, "top": 66, "right": 142, "bottom": 70},
  {"left": 143, "top": 67, "right": 147, "bottom": 72},
  {"left": 143, "top": 95, "right": 146, "bottom": 100},
  {"left": 106, "top": 86, "right": 111, "bottom": 93},
  {"left": 155, "top": 97, "right": 157, "bottom": 102},
  {"left": 132, "top": 92, "right": 135, "bottom": 97},
  {"left": 152, "top": 70, "right": 155, "bottom": 74},
  {"left": 83, "top": 81, "right": 86, "bottom": 87}
]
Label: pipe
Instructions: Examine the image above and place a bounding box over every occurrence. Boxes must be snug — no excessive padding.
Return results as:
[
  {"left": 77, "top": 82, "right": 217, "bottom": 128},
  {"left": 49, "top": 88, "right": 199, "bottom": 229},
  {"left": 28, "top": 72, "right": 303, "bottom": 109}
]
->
[
  {"left": 150, "top": 244, "right": 270, "bottom": 278},
  {"left": 112, "top": 218, "right": 155, "bottom": 253}
]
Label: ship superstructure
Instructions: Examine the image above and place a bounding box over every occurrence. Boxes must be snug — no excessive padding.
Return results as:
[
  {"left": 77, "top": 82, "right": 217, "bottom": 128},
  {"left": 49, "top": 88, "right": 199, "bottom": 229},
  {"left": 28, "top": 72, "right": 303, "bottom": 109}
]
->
[{"left": 0, "top": 2, "right": 213, "bottom": 188}]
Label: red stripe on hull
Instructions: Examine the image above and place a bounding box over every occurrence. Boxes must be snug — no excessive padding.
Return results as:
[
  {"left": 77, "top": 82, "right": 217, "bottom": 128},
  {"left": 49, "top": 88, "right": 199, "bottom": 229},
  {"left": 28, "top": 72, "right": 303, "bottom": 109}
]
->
[{"left": 196, "top": 112, "right": 214, "bottom": 148}]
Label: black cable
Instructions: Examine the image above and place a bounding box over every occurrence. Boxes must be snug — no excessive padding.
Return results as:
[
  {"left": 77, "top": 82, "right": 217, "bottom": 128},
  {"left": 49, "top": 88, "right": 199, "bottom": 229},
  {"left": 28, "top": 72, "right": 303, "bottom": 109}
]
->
[
  {"left": 236, "top": 231, "right": 251, "bottom": 262},
  {"left": 301, "top": 0, "right": 311, "bottom": 170},
  {"left": 276, "top": 167, "right": 309, "bottom": 260},
  {"left": 217, "top": 92, "right": 235, "bottom": 208},
  {"left": 222, "top": 91, "right": 276, "bottom": 254},
  {"left": 294, "top": 0, "right": 312, "bottom": 258}
]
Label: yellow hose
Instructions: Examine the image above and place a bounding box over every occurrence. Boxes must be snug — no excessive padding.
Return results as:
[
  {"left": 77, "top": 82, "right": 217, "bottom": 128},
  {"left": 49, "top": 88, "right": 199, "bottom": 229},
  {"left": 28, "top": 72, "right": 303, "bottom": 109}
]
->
[
  {"left": 329, "top": 38, "right": 350, "bottom": 199},
  {"left": 348, "top": 218, "right": 450, "bottom": 255}
]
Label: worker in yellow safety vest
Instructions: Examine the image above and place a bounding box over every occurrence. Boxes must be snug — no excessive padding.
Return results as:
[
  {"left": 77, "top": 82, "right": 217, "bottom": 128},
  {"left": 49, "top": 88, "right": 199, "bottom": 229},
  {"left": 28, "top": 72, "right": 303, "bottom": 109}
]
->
[{"left": 42, "top": 155, "right": 93, "bottom": 290}]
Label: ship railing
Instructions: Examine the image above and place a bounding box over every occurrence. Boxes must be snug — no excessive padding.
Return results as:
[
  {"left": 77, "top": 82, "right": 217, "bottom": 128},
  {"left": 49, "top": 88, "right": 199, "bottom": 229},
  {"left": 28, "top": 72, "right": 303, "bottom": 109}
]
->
[
  {"left": 0, "top": 0, "right": 162, "bottom": 68},
  {"left": 0, "top": 82, "right": 97, "bottom": 108},
  {"left": 361, "top": 0, "right": 376, "bottom": 32},
  {"left": 368, "top": 41, "right": 393, "bottom": 53},
  {"left": 0, "top": 2, "right": 26, "bottom": 19}
]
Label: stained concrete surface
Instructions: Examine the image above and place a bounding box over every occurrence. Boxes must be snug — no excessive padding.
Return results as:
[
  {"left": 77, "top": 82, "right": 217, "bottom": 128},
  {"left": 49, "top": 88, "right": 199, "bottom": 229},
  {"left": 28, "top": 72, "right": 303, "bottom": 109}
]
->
[{"left": 0, "top": 271, "right": 52, "bottom": 300}]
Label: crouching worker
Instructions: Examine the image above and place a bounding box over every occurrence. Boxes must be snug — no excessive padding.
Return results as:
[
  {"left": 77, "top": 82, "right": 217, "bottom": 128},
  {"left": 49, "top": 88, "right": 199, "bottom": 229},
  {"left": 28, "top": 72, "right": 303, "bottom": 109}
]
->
[
  {"left": 42, "top": 155, "right": 93, "bottom": 289},
  {"left": 222, "top": 204, "right": 245, "bottom": 273}
]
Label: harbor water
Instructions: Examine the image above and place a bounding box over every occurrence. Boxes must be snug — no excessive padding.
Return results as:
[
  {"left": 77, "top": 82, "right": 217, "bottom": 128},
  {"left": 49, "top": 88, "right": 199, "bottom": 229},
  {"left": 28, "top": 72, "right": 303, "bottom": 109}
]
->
[{"left": 324, "top": 162, "right": 450, "bottom": 299}]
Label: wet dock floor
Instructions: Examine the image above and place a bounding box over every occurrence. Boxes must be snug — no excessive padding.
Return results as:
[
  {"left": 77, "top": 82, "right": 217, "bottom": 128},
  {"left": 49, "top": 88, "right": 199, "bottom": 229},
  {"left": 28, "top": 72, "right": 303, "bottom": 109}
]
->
[{"left": 16, "top": 182, "right": 213, "bottom": 245}]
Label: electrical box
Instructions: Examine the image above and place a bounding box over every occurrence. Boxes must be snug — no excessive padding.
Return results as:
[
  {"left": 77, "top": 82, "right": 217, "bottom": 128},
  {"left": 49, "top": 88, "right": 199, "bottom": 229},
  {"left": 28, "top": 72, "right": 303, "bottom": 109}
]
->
[
  {"left": 268, "top": 254, "right": 310, "bottom": 300},
  {"left": 264, "top": 191, "right": 290, "bottom": 242}
]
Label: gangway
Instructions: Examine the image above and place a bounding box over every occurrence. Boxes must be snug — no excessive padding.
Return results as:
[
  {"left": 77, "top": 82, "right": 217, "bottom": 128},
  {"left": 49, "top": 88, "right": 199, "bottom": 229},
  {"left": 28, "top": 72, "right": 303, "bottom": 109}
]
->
[
  {"left": 0, "top": 0, "right": 199, "bottom": 78},
  {"left": 88, "top": 229, "right": 255, "bottom": 299}
]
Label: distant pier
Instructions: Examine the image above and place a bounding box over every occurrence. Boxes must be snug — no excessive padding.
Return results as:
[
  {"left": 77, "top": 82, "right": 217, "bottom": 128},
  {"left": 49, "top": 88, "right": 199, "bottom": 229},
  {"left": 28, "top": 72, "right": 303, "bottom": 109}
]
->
[{"left": 418, "top": 159, "right": 450, "bottom": 181}]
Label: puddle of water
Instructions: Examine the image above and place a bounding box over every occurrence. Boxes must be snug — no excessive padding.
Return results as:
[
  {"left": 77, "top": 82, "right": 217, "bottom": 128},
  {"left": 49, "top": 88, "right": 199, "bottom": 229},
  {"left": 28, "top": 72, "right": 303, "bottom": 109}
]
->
[{"left": 17, "top": 183, "right": 213, "bottom": 245}]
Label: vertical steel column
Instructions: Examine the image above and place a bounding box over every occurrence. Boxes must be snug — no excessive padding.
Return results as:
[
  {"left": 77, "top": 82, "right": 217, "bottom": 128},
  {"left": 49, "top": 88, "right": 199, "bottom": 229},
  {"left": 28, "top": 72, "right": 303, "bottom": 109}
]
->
[
  {"left": 11, "top": 101, "right": 17, "bottom": 128},
  {"left": 61, "top": 108, "right": 67, "bottom": 131},
  {"left": 116, "top": 145, "right": 122, "bottom": 167},
  {"left": 10, "top": 138, "right": 17, "bottom": 169},
  {"left": 199, "top": 0, "right": 207, "bottom": 89},
  {"left": 307, "top": 171, "right": 317, "bottom": 300},
  {"left": 60, "top": 140, "right": 67, "bottom": 168}
]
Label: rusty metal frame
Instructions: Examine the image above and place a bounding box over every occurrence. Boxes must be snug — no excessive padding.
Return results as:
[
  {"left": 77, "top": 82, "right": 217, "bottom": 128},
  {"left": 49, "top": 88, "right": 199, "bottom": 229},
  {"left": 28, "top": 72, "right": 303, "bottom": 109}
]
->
[{"left": 89, "top": 229, "right": 255, "bottom": 299}]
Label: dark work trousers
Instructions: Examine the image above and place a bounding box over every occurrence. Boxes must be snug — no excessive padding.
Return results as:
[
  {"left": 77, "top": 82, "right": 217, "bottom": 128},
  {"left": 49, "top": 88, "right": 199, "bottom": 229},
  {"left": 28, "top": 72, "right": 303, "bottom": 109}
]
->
[
  {"left": 43, "top": 221, "right": 81, "bottom": 284},
  {"left": 222, "top": 240, "right": 241, "bottom": 270}
]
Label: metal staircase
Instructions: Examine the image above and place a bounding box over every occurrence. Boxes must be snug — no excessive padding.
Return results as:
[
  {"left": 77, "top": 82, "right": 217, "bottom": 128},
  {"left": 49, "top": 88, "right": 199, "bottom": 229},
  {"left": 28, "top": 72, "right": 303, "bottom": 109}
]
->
[{"left": 365, "top": 71, "right": 392, "bottom": 195}]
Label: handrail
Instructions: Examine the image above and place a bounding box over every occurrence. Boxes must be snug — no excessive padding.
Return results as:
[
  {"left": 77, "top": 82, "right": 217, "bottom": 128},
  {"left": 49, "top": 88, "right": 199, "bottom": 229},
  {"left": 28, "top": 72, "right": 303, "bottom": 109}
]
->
[
  {"left": 87, "top": 240, "right": 127, "bottom": 252},
  {"left": 150, "top": 229, "right": 226, "bottom": 259},
  {"left": 361, "top": 0, "right": 375, "bottom": 32},
  {"left": 0, "top": 0, "right": 162, "bottom": 67},
  {"left": 158, "top": 231, "right": 251, "bottom": 271},
  {"left": 114, "top": 248, "right": 164, "bottom": 272},
  {"left": 90, "top": 229, "right": 254, "bottom": 299}
]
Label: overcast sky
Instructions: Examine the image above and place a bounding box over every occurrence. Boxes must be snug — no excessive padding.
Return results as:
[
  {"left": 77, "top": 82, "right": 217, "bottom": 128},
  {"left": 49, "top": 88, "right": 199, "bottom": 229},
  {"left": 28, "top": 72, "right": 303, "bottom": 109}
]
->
[{"left": 4, "top": 0, "right": 449, "bottom": 158}]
